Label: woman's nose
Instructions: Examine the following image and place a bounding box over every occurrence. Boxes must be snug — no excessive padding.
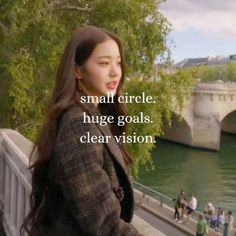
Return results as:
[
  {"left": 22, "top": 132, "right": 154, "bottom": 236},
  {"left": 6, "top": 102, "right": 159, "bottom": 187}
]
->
[{"left": 109, "top": 63, "right": 120, "bottom": 77}]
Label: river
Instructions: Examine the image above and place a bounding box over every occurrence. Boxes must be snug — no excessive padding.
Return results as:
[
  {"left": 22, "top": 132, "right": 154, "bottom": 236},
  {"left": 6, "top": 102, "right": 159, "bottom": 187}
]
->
[{"left": 136, "top": 133, "right": 236, "bottom": 218}]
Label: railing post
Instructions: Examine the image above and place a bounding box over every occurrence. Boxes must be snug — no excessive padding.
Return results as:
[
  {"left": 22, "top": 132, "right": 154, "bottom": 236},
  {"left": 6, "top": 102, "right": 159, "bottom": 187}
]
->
[
  {"left": 4, "top": 165, "right": 10, "bottom": 215},
  {"left": 142, "top": 192, "right": 145, "bottom": 199},
  {"left": 16, "top": 183, "right": 25, "bottom": 232},
  {"left": 0, "top": 201, "right": 3, "bottom": 231},
  {"left": 0, "top": 129, "right": 32, "bottom": 236},
  {"left": 133, "top": 181, "right": 173, "bottom": 209},
  {"left": 10, "top": 173, "right": 17, "bottom": 226}
]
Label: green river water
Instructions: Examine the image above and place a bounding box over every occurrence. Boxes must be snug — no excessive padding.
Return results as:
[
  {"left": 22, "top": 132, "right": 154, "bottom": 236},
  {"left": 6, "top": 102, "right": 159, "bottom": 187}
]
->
[{"left": 137, "top": 133, "right": 236, "bottom": 217}]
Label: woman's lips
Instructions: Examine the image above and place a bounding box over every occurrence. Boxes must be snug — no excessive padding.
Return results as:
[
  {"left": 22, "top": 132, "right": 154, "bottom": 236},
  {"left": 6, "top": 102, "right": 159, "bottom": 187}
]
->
[{"left": 106, "top": 81, "right": 118, "bottom": 89}]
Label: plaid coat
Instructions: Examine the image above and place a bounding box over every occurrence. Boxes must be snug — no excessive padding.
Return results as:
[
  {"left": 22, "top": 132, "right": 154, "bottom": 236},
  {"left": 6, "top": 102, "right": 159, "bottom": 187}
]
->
[{"left": 30, "top": 101, "right": 143, "bottom": 236}]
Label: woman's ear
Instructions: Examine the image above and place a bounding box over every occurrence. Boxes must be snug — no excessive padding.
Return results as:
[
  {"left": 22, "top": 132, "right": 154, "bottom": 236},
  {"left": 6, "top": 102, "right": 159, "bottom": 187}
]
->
[{"left": 74, "top": 64, "right": 83, "bottom": 80}]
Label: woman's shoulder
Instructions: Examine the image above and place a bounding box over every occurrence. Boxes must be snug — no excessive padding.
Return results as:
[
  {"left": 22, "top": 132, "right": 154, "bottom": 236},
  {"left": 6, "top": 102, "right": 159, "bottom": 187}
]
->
[
  {"left": 58, "top": 104, "right": 99, "bottom": 135},
  {"left": 63, "top": 104, "right": 84, "bottom": 118},
  {"left": 59, "top": 105, "right": 86, "bottom": 125}
]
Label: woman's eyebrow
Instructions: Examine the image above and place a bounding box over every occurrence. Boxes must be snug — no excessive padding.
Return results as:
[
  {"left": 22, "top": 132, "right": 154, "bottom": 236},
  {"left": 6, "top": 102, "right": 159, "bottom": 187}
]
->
[{"left": 96, "top": 55, "right": 121, "bottom": 59}]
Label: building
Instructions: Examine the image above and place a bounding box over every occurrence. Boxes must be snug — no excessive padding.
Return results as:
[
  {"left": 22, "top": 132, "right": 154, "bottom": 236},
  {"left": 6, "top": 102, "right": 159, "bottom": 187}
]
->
[{"left": 175, "top": 55, "right": 236, "bottom": 68}]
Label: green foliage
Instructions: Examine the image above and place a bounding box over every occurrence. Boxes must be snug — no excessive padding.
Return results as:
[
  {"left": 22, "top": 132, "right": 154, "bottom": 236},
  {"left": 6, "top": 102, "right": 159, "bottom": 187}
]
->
[
  {"left": 8, "top": 50, "right": 43, "bottom": 139},
  {"left": 124, "top": 72, "right": 194, "bottom": 176},
  {"left": 0, "top": 0, "right": 76, "bottom": 139},
  {"left": 0, "top": 0, "right": 190, "bottom": 174},
  {"left": 182, "top": 63, "right": 236, "bottom": 82},
  {"left": 224, "top": 63, "right": 236, "bottom": 81},
  {"left": 89, "top": 0, "right": 170, "bottom": 75},
  {"left": 0, "top": 67, "right": 11, "bottom": 127}
]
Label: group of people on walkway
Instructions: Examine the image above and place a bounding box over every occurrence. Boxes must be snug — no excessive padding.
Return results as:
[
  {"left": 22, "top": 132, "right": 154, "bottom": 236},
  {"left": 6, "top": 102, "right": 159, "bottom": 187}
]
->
[
  {"left": 203, "top": 202, "right": 234, "bottom": 236},
  {"left": 173, "top": 190, "right": 235, "bottom": 236},
  {"left": 173, "top": 190, "right": 197, "bottom": 224}
]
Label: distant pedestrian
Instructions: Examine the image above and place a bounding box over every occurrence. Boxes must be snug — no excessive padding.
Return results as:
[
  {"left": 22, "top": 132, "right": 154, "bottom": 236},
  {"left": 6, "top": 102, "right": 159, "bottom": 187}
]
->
[
  {"left": 173, "top": 190, "right": 185, "bottom": 221},
  {"left": 196, "top": 214, "right": 208, "bottom": 236},
  {"left": 223, "top": 210, "right": 234, "bottom": 236},
  {"left": 204, "top": 202, "right": 215, "bottom": 225},
  {"left": 215, "top": 208, "right": 224, "bottom": 232},
  {"left": 184, "top": 194, "right": 197, "bottom": 223}
]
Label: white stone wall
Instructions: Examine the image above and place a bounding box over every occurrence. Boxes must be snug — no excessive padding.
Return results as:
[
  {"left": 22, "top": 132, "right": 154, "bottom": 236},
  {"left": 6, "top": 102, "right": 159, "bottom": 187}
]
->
[
  {"left": 162, "top": 81, "right": 236, "bottom": 150},
  {"left": 0, "top": 129, "right": 32, "bottom": 236}
]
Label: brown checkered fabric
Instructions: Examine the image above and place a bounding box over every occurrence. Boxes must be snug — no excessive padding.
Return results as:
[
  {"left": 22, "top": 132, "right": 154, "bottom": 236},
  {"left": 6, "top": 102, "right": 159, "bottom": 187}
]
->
[{"left": 29, "top": 102, "right": 143, "bottom": 236}]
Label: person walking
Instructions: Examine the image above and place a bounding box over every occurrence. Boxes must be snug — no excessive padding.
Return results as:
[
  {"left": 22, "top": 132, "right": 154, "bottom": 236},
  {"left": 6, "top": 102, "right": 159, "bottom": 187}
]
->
[
  {"left": 204, "top": 202, "right": 215, "bottom": 226},
  {"left": 215, "top": 208, "right": 224, "bottom": 232},
  {"left": 173, "top": 190, "right": 185, "bottom": 221},
  {"left": 184, "top": 194, "right": 197, "bottom": 223},
  {"left": 196, "top": 214, "right": 208, "bottom": 236},
  {"left": 223, "top": 211, "right": 234, "bottom": 236}
]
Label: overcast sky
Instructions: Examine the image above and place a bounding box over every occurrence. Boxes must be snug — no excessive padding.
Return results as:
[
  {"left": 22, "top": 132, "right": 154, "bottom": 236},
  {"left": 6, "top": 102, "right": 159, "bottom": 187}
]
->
[{"left": 159, "top": 0, "right": 236, "bottom": 63}]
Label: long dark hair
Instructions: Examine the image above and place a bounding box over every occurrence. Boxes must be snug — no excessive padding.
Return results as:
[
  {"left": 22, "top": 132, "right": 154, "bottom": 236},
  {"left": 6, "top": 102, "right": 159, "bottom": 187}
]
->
[{"left": 21, "top": 25, "right": 132, "bottom": 234}]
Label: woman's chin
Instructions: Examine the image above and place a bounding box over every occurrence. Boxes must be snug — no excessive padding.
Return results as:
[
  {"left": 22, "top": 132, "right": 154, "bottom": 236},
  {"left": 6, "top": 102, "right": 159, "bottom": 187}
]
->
[
  {"left": 103, "top": 89, "right": 117, "bottom": 97},
  {"left": 107, "top": 91, "right": 116, "bottom": 97}
]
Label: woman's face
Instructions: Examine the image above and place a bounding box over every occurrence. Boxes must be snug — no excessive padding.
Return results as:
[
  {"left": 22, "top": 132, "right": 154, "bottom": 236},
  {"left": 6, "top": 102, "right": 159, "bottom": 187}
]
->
[{"left": 76, "top": 39, "right": 122, "bottom": 99}]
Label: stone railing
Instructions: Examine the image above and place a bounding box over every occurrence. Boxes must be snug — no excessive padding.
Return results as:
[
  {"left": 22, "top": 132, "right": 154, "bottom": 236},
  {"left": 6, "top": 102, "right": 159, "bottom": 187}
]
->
[{"left": 0, "top": 129, "right": 32, "bottom": 236}]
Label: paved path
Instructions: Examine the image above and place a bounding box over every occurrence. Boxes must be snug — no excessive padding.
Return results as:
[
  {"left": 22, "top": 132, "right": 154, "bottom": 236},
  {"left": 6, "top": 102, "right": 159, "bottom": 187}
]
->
[
  {"left": 132, "top": 214, "right": 166, "bottom": 236},
  {"left": 135, "top": 208, "right": 186, "bottom": 236}
]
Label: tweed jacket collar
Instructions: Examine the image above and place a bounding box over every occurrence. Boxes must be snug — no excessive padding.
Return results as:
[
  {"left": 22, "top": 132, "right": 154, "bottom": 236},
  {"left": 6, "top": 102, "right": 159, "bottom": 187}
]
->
[{"left": 78, "top": 96, "right": 128, "bottom": 176}]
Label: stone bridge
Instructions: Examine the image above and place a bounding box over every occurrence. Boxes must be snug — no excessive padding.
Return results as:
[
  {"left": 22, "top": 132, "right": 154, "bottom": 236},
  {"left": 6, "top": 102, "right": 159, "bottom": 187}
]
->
[{"left": 163, "top": 81, "right": 236, "bottom": 150}]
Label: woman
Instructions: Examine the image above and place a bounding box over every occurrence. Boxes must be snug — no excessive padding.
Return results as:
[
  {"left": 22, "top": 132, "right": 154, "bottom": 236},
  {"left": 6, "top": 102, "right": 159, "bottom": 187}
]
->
[
  {"left": 196, "top": 214, "right": 208, "bottom": 236},
  {"left": 21, "top": 25, "right": 143, "bottom": 236},
  {"left": 223, "top": 211, "right": 234, "bottom": 236}
]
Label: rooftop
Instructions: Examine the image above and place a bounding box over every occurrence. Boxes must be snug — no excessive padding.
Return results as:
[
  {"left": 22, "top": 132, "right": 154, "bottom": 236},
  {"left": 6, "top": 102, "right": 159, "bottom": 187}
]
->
[{"left": 175, "top": 54, "right": 236, "bottom": 68}]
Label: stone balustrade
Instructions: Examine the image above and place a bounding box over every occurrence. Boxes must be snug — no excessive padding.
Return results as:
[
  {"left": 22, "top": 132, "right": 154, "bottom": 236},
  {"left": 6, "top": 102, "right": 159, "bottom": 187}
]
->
[{"left": 0, "top": 129, "right": 32, "bottom": 236}]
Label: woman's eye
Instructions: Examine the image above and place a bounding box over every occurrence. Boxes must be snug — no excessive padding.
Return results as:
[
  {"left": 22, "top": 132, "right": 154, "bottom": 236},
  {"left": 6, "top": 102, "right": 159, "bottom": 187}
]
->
[{"left": 99, "top": 61, "right": 109, "bottom": 65}]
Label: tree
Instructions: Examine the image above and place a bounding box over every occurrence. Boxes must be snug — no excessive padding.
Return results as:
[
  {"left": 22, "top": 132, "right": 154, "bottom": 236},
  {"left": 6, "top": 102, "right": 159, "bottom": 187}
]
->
[
  {"left": 89, "top": 0, "right": 170, "bottom": 75},
  {"left": 0, "top": 0, "right": 193, "bottom": 174},
  {"left": 0, "top": 0, "right": 169, "bottom": 76},
  {"left": 180, "top": 63, "right": 236, "bottom": 82},
  {"left": 123, "top": 71, "right": 193, "bottom": 175}
]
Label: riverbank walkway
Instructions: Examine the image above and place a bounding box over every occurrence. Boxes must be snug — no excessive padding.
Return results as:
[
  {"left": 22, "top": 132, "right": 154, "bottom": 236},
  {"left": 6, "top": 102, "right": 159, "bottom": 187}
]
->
[{"left": 134, "top": 188, "right": 221, "bottom": 236}]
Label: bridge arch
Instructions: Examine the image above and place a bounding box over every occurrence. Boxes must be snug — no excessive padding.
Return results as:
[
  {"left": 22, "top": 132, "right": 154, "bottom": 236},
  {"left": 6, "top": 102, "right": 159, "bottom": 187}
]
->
[
  {"left": 221, "top": 110, "right": 236, "bottom": 134},
  {"left": 160, "top": 81, "right": 236, "bottom": 150},
  {"left": 162, "top": 113, "right": 193, "bottom": 146}
]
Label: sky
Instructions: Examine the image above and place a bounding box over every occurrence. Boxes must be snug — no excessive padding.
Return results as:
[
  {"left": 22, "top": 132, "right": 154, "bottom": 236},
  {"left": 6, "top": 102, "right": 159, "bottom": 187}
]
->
[{"left": 159, "top": 0, "right": 236, "bottom": 63}]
